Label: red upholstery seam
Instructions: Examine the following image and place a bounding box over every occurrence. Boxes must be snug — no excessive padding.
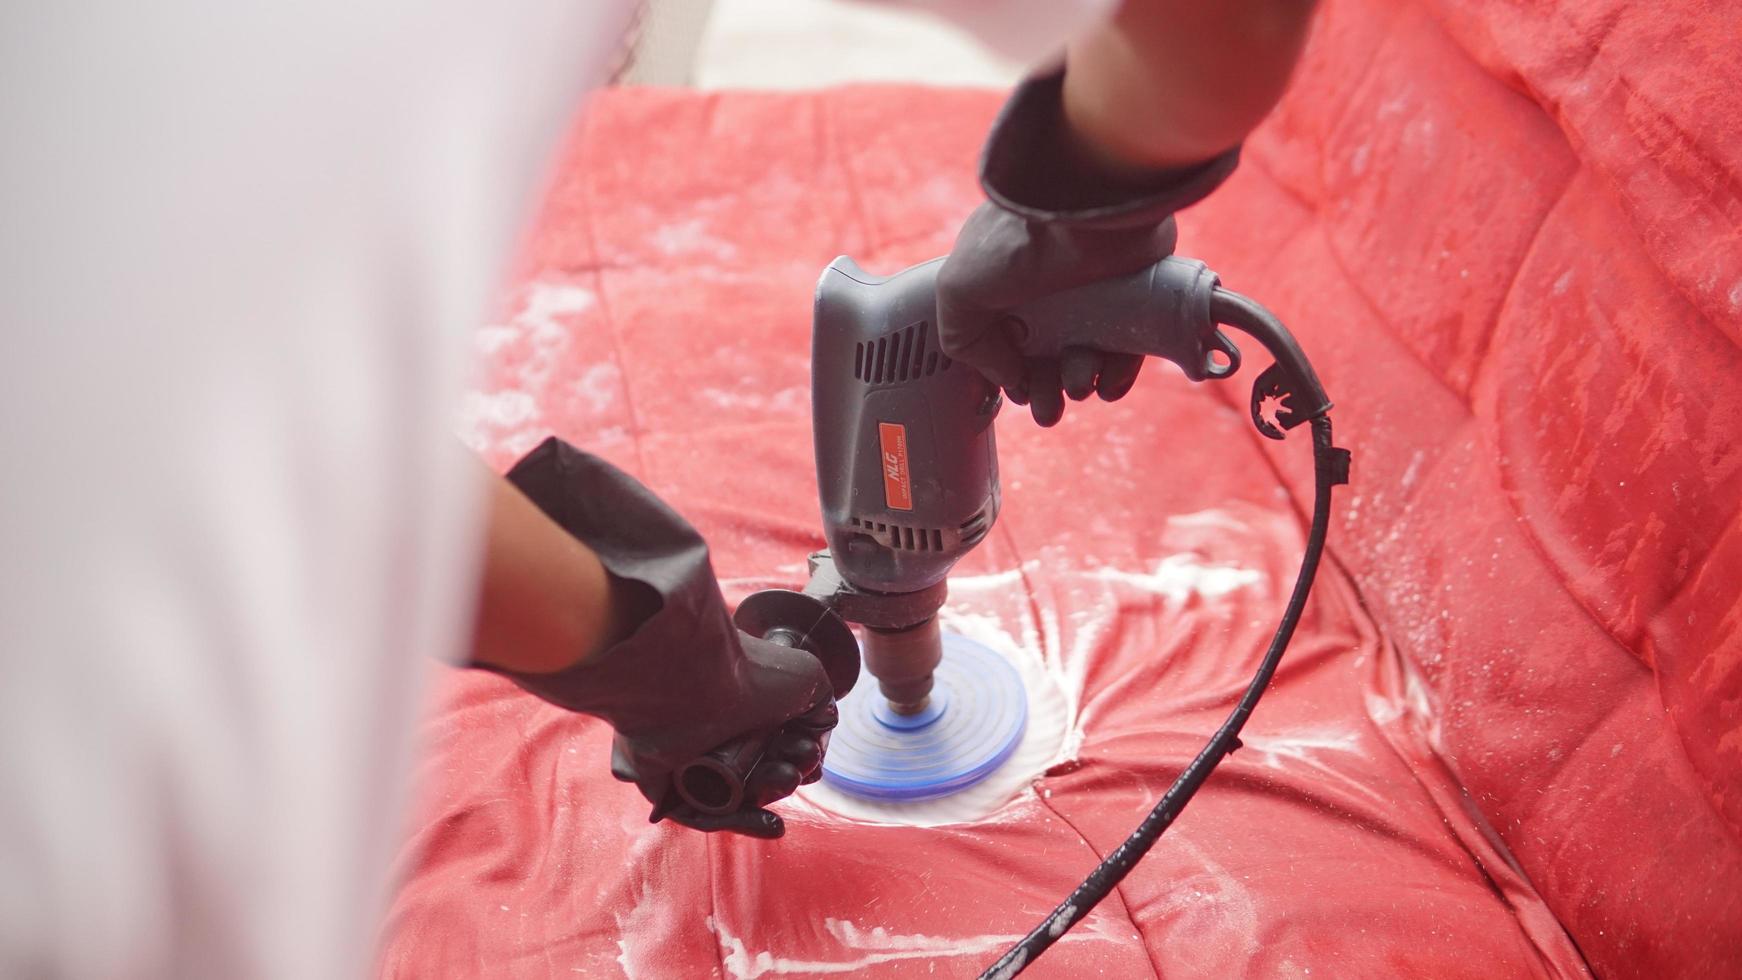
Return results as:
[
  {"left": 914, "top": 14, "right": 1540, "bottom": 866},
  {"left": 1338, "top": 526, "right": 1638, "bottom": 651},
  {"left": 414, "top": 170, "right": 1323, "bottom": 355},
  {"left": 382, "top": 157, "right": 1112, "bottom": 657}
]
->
[
  {"left": 1655, "top": 495, "right": 1742, "bottom": 619},
  {"left": 1233, "top": 155, "right": 1474, "bottom": 409},
  {"left": 1033, "top": 789, "right": 1165, "bottom": 980},
  {"left": 1582, "top": 79, "right": 1742, "bottom": 346},
  {"left": 1223, "top": 156, "right": 1662, "bottom": 684},
  {"left": 576, "top": 109, "right": 650, "bottom": 478},
  {"left": 818, "top": 96, "right": 882, "bottom": 257},
  {"left": 1361, "top": 640, "right": 1595, "bottom": 976},
  {"left": 1208, "top": 315, "right": 1698, "bottom": 962},
  {"left": 1456, "top": 172, "right": 1577, "bottom": 405},
  {"left": 989, "top": 517, "right": 1162, "bottom": 978},
  {"left": 993, "top": 519, "right": 1051, "bottom": 697},
  {"left": 703, "top": 833, "right": 727, "bottom": 979}
]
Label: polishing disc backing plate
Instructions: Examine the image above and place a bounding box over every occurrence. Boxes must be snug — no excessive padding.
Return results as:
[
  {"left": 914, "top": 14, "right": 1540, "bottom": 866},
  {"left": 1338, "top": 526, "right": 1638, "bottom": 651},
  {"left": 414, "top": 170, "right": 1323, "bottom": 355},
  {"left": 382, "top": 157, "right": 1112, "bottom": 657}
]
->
[{"left": 822, "top": 632, "right": 1028, "bottom": 802}]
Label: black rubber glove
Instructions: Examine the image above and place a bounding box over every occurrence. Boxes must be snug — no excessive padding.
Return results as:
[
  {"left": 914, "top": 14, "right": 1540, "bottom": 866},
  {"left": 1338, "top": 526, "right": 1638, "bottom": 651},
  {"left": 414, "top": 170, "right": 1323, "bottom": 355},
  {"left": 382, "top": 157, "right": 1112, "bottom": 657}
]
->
[
  {"left": 937, "top": 65, "right": 1241, "bottom": 426},
  {"left": 478, "top": 437, "right": 837, "bottom": 839}
]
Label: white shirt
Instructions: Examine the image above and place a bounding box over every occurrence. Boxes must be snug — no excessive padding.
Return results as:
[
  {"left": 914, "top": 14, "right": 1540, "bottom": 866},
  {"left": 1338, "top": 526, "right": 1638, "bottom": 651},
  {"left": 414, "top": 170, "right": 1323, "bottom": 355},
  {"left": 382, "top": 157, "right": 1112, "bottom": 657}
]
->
[{"left": 0, "top": 3, "right": 1106, "bottom": 977}]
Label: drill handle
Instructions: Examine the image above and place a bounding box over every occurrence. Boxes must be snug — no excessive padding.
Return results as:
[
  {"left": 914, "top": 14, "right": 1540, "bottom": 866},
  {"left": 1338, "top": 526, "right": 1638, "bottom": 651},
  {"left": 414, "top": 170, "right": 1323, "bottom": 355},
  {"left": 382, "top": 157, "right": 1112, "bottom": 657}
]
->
[{"left": 1005, "top": 255, "right": 1241, "bottom": 382}]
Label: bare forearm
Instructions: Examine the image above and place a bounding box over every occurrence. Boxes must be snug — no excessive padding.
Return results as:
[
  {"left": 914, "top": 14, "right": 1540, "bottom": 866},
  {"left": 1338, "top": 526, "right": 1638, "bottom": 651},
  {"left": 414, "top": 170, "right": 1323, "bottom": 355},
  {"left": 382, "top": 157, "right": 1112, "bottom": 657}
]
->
[
  {"left": 469, "top": 469, "right": 649, "bottom": 674},
  {"left": 1063, "top": 0, "right": 1318, "bottom": 174}
]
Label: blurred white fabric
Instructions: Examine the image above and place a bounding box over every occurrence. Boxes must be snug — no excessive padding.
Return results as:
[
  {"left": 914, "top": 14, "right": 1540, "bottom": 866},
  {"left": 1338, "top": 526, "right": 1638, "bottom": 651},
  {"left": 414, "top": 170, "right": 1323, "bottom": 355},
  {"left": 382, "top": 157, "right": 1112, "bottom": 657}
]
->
[
  {"left": 0, "top": 2, "right": 1098, "bottom": 977},
  {"left": 0, "top": 4, "right": 629, "bottom": 977}
]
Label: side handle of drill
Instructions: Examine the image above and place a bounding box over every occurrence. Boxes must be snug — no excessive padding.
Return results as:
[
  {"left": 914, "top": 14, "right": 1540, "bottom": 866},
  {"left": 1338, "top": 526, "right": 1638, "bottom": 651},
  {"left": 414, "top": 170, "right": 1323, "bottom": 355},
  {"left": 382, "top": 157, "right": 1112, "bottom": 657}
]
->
[{"left": 668, "top": 589, "right": 860, "bottom": 817}]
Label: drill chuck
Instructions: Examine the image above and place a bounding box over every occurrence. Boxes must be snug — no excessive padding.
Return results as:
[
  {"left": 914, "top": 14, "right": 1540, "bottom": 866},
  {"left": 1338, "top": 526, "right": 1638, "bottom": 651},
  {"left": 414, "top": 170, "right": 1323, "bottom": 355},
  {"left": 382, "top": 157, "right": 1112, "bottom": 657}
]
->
[{"left": 862, "top": 617, "right": 945, "bottom": 715}]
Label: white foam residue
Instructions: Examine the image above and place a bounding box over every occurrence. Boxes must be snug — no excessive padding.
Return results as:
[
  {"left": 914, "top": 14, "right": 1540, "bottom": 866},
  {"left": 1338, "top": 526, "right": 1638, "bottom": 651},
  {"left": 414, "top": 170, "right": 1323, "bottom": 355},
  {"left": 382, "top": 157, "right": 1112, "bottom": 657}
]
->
[
  {"left": 1087, "top": 553, "right": 1263, "bottom": 603},
  {"left": 501, "top": 280, "right": 597, "bottom": 390},
  {"left": 939, "top": 566, "right": 1027, "bottom": 592},
  {"left": 612, "top": 828, "right": 680, "bottom": 979},
  {"left": 1244, "top": 723, "right": 1362, "bottom": 761},
  {"left": 1398, "top": 654, "right": 1443, "bottom": 750},
  {"left": 460, "top": 278, "right": 605, "bottom": 451},
  {"left": 571, "top": 362, "right": 622, "bottom": 414},
  {"left": 473, "top": 323, "right": 521, "bottom": 354},
  {"left": 650, "top": 217, "right": 740, "bottom": 262},
  {"left": 1153, "top": 837, "right": 1260, "bottom": 963},
  {"left": 1399, "top": 449, "right": 1426, "bottom": 490},
  {"left": 1365, "top": 688, "right": 1402, "bottom": 725},
  {"left": 1242, "top": 724, "right": 1385, "bottom": 804},
  {"left": 520, "top": 279, "right": 598, "bottom": 320},
  {"left": 457, "top": 388, "right": 541, "bottom": 454},
  {"left": 613, "top": 912, "right": 643, "bottom": 976},
  {"left": 706, "top": 915, "right": 1114, "bottom": 979},
  {"left": 1165, "top": 509, "right": 1257, "bottom": 535},
  {"left": 697, "top": 385, "right": 807, "bottom": 413},
  {"left": 1349, "top": 143, "right": 1371, "bottom": 176},
  {"left": 460, "top": 389, "right": 537, "bottom": 428}
]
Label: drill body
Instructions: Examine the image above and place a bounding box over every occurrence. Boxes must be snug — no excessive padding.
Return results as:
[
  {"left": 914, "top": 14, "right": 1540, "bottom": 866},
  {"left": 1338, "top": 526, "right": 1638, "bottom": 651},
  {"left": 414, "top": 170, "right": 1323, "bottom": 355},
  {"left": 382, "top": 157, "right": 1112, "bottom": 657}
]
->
[
  {"left": 810, "top": 252, "right": 1233, "bottom": 713},
  {"left": 812, "top": 257, "right": 1002, "bottom": 598}
]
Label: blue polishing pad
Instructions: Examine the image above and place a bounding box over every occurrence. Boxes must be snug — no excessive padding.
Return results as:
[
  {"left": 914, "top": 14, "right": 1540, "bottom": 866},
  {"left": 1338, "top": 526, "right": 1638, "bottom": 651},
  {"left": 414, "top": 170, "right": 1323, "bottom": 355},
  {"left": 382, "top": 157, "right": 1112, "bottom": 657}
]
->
[{"left": 822, "top": 632, "right": 1028, "bottom": 802}]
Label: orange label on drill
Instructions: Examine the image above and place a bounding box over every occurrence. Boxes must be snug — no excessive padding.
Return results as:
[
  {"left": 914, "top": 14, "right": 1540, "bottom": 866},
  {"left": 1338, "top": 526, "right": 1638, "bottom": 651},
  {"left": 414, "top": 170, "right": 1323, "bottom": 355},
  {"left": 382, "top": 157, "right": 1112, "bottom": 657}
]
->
[{"left": 879, "top": 422, "right": 913, "bottom": 511}]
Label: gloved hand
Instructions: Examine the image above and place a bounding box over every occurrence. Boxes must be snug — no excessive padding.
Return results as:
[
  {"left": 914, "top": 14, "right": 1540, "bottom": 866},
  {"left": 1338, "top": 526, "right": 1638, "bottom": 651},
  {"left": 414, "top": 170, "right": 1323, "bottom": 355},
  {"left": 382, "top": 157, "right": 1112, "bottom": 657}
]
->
[
  {"left": 937, "top": 65, "right": 1241, "bottom": 426},
  {"left": 478, "top": 437, "right": 837, "bottom": 839},
  {"left": 608, "top": 635, "right": 837, "bottom": 838}
]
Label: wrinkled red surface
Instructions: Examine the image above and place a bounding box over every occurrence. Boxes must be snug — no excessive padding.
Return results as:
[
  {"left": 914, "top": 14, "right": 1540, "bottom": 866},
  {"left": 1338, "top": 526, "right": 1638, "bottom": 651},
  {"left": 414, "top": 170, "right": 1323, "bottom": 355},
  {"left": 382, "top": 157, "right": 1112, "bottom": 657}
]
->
[{"left": 382, "top": 3, "right": 1742, "bottom": 976}]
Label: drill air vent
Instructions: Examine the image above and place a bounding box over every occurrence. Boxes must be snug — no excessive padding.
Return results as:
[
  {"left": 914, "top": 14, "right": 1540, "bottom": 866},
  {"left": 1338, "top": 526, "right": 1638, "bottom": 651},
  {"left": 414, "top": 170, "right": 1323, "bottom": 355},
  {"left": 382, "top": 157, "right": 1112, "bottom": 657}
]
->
[
  {"left": 958, "top": 507, "right": 992, "bottom": 548},
  {"left": 849, "top": 516, "right": 946, "bottom": 552},
  {"left": 853, "top": 322, "right": 951, "bottom": 384}
]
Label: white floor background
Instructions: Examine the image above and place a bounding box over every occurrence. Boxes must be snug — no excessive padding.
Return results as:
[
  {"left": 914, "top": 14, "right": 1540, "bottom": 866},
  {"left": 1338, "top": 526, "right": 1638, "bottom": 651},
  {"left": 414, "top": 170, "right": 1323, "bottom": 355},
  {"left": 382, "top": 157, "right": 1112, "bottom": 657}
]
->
[{"left": 619, "top": 0, "right": 1024, "bottom": 88}]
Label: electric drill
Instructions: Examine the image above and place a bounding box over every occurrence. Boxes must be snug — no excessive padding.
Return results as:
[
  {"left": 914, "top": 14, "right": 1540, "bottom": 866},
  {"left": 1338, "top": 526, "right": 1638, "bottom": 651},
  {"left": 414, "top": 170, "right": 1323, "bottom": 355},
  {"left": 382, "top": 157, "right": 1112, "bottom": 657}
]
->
[
  {"left": 676, "top": 249, "right": 1336, "bottom": 815},
  {"left": 805, "top": 253, "right": 1240, "bottom": 714}
]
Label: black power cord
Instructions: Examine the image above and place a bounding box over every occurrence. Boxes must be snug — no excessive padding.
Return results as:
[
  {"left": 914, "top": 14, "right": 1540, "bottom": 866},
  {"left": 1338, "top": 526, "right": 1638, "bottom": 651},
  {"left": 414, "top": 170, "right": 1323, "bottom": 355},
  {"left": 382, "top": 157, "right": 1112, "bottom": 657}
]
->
[{"left": 979, "top": 288, "right": 1349, "bottom": 979}]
